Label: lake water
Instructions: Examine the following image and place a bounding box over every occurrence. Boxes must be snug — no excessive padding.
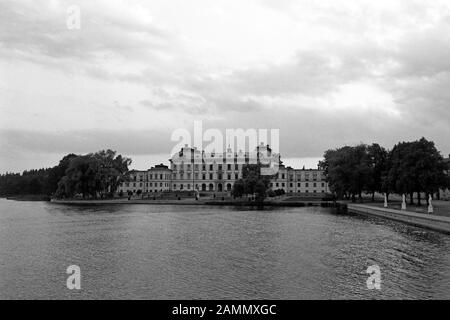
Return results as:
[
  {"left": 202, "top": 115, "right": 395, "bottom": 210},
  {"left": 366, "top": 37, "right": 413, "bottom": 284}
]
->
[{"left": 0, "top": 198, "right": 449, "bottom": 299}]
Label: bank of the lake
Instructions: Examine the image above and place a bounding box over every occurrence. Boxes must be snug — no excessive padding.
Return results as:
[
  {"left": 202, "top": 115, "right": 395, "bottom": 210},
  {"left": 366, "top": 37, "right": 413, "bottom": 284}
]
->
[
  {"left": 6, "top": 194, "right": 51, "bottom": 201},
  {"left": 346, "top": 203, "right": 450, "bottom": 234},
  {"left": 50, "top": 197, "right": 337, "bottom": 208}
]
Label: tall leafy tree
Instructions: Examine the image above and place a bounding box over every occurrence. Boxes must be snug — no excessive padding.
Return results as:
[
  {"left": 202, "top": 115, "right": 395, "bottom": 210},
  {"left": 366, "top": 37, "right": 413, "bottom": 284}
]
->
[
  {"left": 366, "top": 143, "right": 388, "bottom": 201},
  {"left": 385, "top": 138, "right": 448, "bottom": 205},
  {"left": 321, "top": 144, "right": 372, "bottom": 202}
]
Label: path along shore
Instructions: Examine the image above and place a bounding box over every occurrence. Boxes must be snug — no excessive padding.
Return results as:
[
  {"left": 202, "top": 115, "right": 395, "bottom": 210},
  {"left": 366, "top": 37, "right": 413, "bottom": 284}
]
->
[{"left": 346, "top": 203, "right": 450, "bottom": 234}]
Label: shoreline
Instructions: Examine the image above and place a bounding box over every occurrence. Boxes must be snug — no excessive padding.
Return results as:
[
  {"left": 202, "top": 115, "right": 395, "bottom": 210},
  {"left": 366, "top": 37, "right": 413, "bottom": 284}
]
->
[
  {"left": 7, "top": 197, "right": 449, "bottom": 234},
  {"left": 49, "top": 198, "right": 337, "bottom": 208},
  {"left": 346, "top": 203, "right": 450, "bottom": 234},
  {"left": 5, "top": 195, "right": 50, "bottom": 201}
]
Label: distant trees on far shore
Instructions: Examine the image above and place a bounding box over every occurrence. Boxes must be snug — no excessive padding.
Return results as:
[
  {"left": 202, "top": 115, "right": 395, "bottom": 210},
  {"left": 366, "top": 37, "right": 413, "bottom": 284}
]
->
[
  {"left": 320, "top": 137, "right": 450, "bottom": 204},
  {"left": 0, "top": 150, "right": 131, "bottom": 199}
]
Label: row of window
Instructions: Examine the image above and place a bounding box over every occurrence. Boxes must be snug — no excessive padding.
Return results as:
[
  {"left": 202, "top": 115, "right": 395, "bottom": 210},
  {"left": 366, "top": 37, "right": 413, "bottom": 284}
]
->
[
  {"left": 173, "top": 183, "right": 233, "bottom": 191},
  {"left": 275, "top": 173, "right": 325, "bottom": 181},
  {"left": 272, "top": 182, "right": 326, "bottom": 188},
  {"left": 125, "top": 180, "right": 327, "bottom": 189},
  {"left": 130, "top": 173, "right": 171, "bottom": 182},
  {"left": 122, "top": 187, "right": 326, "bottom": 194},
  {"left": 173, "top": 164, "right": 240, "bottom": 171},
  {"left": 173, "top": 173, "right": 240, "bottom": 180},
  {"left": 125, "top": 189, "right": 168, "bottom": 194},
  {"left": 123, "top": 182, "right": 169, "bottom": 188}
]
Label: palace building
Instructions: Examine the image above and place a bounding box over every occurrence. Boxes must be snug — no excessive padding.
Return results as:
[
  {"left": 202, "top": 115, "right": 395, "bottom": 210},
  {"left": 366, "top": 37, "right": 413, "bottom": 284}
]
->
[{"left": 118, "top": 143, "right": 329, "bottom": 195}]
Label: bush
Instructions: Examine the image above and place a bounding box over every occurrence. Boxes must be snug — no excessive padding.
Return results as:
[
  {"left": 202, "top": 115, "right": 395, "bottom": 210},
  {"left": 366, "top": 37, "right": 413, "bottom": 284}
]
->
[{"left": 267, "top": 190, "right": 276, "bottom": 197}]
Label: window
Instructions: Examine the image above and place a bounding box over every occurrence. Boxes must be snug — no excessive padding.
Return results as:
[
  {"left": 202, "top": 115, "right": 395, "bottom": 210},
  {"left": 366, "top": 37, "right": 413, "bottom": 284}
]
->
[
  {"left": 210, "top": 164, "right": 213, "bottom": 171},
  {"left": 209, "top": 173, "right": 213, "bottom": 180},
  {"left": 282, "top": 174, "right": 285, "bottom": 179},
  {"left": 235, "top": 174, "right": 238, "bottom": 180},
  {"left": 218, "top": 164, "right": 222, "bottom": 171},
  {"left": 282, "top": 183, "right": 285, "bottom": 187},
  {"left": 298, "top": 183, "right": 301, "bottom": 187},
  {"left": 227, "top": 174, "right": 231, "bottom": 180},
  {"left": 235, "top": 164, "right": 239, "bottom": 170},
  {"left": 305, "top": 183, "right": 309, "bottom": 187},
  {"left": 227, "top": 164, "right": 231, "bottom": 170},
  {"left": 202, "top": 174, "right": 206, "bottom": 180},
  {"left": 202, "top": 165, "right": 206, "bottom": 171}
]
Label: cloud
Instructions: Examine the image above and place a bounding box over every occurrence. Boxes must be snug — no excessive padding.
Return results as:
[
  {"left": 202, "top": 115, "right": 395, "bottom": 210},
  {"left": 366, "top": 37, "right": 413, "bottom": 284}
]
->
[
  {"left": 0, "top": 128, "right": 173, "bottom": 156},
  {"left": 2, "top": 0, "right": 450, "bottom": 172}
]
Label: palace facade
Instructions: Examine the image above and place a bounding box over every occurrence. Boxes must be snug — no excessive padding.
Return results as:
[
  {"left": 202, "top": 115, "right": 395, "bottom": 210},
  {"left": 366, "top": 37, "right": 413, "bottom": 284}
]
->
[{"left": 118, "top": 144, "right": 330, "bottom": 195}]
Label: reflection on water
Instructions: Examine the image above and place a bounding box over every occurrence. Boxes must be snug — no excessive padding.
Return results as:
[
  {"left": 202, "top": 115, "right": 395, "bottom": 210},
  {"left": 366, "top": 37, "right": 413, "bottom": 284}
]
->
[{"left": 0, "top": 198, "right": 449, "bottom": 299}]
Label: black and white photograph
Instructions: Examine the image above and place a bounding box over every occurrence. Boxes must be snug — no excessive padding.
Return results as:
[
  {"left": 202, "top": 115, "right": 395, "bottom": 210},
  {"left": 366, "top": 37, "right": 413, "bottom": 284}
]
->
[{"left": 1, "top": 0, "right": 450, "bottom": 305}]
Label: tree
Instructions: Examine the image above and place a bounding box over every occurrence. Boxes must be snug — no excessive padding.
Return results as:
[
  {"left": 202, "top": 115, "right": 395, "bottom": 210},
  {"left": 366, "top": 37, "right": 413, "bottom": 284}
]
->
[
  {"left": 366, "top": 144, "right": 388, "bottom": 201},
  {"left": 321, "top": 144, "right": 372, "bottom": 202},
  {"left": 0, "top": 151, "right": 131, "bottom": 199},
  {"left": 231, "top": 179, "right": 245, "bottom": 198},
  {"left": 385, "top": 138, "right": 448, "bottom": 205},
  {"left": 232, "top": 164, "right": 272, "bottom": 201},
  {"left": 55, "top": 150, "right": 131, "bottom": 199}
]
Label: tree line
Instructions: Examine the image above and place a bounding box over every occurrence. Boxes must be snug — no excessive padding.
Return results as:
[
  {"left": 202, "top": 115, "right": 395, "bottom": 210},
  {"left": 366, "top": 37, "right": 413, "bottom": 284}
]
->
[
  {"left": 0, "top": 150, "right": 131, "bottom": 199},
  {"left": 320, "top": 137, "right": 450, "bottom": 204}
]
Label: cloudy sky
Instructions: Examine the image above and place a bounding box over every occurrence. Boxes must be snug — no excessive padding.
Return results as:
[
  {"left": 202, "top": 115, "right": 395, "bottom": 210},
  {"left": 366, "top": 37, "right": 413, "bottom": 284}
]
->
[{"left": 1, "top": 0, "right": 450, "bottom": 172}]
